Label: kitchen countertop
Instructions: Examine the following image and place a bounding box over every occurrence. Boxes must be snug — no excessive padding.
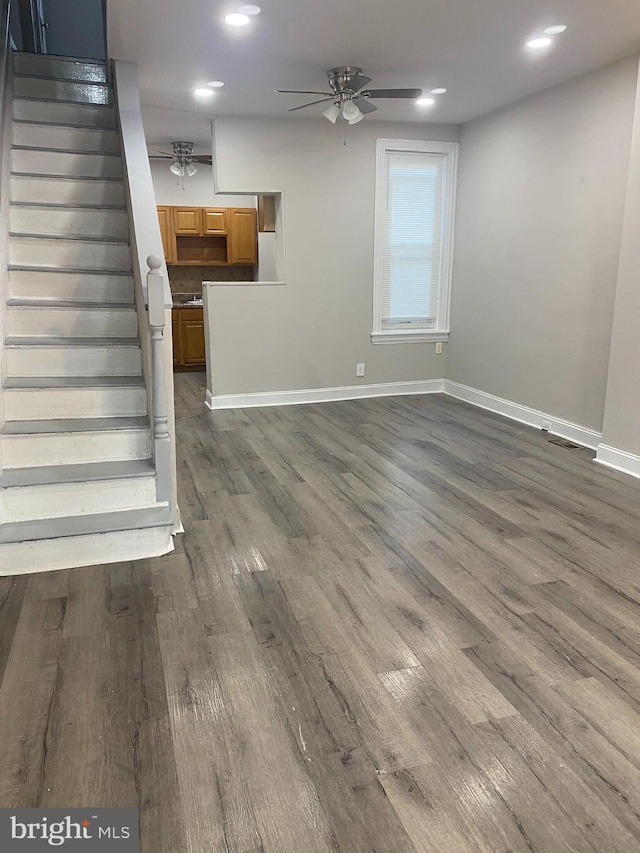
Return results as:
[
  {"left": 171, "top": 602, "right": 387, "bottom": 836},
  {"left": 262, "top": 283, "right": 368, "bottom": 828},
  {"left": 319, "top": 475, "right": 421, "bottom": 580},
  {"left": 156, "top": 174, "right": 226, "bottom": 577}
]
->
[{"left": 172, "top": 293, "right": 204, "bottom": 306}]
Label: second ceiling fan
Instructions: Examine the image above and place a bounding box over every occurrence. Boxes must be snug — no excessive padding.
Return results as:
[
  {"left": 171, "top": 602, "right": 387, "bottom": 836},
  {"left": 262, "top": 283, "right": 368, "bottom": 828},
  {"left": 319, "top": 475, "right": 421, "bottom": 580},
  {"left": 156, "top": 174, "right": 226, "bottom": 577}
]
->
[{"left": 276, "top": 66, "right": 422, "bottom": 124}]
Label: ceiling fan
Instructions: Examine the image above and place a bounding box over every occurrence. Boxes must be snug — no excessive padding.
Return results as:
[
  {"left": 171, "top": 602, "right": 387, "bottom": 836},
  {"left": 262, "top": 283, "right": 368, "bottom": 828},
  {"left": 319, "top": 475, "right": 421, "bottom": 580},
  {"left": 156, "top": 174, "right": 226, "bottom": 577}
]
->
[
  {"left": 149, "top": 141, "right": 213, "bottom": 177},
  {"left": 276, "top": 66, "right": 422, "bottom": 124}
]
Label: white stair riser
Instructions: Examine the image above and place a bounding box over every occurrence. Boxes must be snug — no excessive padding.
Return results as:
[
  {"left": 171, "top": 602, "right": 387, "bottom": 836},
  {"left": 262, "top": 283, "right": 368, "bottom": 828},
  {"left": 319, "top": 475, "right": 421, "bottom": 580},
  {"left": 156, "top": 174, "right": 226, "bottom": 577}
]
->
[
  {"left": 13, "top": 123, "right": 119, "bottom": 153},
  {"left": 14, "top": 76, "right": 110, "bottom": 104},
  {"left": 6, "top": 306, "right": 137, "bottom": 337},
  {"left": 6, "top": 345, "right": 142, "bottom": 377},
  {"left": 0, "top": 527, "right": 173, "bottom": 575},
  {"left": 3, "top": 429, "right": 151, "bottom": 468},
  {"left": 12, "top": 148, "right": 122, "bottom": 179},
  {"left": 8, "top": 270, "right": 134, "bottom": 304},
  {"left": 11, "top": 175, "right": 124, "bottom": 206},
  {"left": 4, "top": 386, "right": 147, "bottom": 420},
  {"left": 14, "top": 55, "right": 107, "bottom": 83},
  {"left": 1, "top": 476, "right": 157, "bottom": 523},
  {"left": 11, "top": 206, "right": 128, "bottom": 240},
  {"left": 13, "top": 98, "right": 114, "bottom": 127},
  {"left": 10, "top": 237, "right": 131, "bottom": 271}
]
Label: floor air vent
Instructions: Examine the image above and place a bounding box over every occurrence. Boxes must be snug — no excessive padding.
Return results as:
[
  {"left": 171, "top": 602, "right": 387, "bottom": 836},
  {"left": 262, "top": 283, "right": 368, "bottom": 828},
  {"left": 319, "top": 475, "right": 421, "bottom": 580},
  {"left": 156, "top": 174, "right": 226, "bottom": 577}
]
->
[{"left": 548, "top": 437, "right": 581, "bottom": 450}]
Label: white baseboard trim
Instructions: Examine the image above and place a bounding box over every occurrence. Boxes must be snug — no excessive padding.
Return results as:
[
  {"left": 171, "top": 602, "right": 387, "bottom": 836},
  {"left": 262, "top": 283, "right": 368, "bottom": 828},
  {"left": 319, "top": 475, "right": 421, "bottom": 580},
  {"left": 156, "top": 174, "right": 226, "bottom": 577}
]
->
[
  {"left": 204, "top": 377, "right": 604, "bottom": 452},
  {"left": 205, "top": 379, "right": 445, "bottom": 410},
  {"left": 594, "top": 443, "right": 640, "bottom": 480},
  {"left": 443, "top": 380, "right": 602, "bottom": 450}
]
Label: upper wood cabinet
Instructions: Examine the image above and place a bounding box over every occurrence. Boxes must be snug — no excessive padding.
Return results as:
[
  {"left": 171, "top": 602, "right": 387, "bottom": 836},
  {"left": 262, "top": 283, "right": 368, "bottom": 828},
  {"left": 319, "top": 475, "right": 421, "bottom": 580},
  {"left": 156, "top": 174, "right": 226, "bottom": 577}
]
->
[
  {"left": 174, "top": 207, "right": 202, "bottom": 235},
  {"left": 157, "top": 206, "right": 175, "bottom": 264},
  {"left": 157, "top": 205, "right": 257, "bottom": 266},
  {"left": 203, "top": 209, "right": 227, "bottom": 234},
  {"left": 228, "top": 209, "right": 258, "bottom": 265}
]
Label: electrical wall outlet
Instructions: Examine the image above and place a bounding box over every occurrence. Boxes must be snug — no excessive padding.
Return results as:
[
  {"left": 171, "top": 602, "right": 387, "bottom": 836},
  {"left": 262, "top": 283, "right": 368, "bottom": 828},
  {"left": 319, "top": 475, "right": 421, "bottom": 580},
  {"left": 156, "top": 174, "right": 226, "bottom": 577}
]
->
[
  {"left": 435, "top": 342, "right": 443, "bottom": 354},
  {"left": 356, "top": 363, "right": 365, "bottom": 377}
]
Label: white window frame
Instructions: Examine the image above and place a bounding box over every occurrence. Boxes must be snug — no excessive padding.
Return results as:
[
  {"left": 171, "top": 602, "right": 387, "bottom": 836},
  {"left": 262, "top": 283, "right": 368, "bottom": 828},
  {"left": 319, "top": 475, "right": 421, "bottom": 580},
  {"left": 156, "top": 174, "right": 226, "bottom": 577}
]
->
[{"left": 372, "top": 138, "right": 458, "bottom": 344}]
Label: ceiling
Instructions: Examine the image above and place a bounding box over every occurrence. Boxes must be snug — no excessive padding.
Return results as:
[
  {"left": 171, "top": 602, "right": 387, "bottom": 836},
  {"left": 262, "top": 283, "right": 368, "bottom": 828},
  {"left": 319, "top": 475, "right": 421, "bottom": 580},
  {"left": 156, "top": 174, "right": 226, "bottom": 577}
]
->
[{"left": 107, "top": 0, "right": 640, "bottom": 127}]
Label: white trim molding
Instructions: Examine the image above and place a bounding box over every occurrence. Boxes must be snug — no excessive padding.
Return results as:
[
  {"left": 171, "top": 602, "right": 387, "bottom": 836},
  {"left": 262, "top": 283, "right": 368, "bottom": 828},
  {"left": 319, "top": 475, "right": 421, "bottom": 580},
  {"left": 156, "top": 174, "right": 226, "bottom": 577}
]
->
[
  {"left": 444, "top": 381, "right": 602, "bottom": 450},
  {"left": 594, "top": 444, "right": 640, "bottom": 479},
  {"left": 372, "top": 330, "right": 449, "bottom": 344},
  {"left": 206, "top": 379, "right": 445, "bottom": 410}
]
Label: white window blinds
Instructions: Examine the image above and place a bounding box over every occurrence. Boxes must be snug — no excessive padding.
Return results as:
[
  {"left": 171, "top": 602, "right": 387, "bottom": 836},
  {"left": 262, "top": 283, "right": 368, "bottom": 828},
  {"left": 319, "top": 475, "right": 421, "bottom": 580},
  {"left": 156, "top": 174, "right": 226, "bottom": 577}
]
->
[
  {"left": 380, "top": 151, "right": 444, "bottom": 328},
  {"left": 373, "top": 140, "right": 457, "bottom": 342}
]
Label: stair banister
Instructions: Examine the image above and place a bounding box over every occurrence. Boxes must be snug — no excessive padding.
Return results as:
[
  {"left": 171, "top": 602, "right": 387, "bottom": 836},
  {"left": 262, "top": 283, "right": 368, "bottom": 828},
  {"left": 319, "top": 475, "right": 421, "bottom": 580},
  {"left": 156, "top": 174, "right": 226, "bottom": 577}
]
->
[
  {"left": 112, "top": 59, "right": 179, "bottom": 529},
  {"left": 147, "top": 255, "right": 171, "bottom": 503}
]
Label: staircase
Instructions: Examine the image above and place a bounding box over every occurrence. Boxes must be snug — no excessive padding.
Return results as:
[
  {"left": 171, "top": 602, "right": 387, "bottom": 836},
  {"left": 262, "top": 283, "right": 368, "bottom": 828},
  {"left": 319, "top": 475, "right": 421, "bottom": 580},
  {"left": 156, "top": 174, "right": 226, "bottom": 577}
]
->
[{"left": 0, "top": 52, "right": 175, "bottom": 573}]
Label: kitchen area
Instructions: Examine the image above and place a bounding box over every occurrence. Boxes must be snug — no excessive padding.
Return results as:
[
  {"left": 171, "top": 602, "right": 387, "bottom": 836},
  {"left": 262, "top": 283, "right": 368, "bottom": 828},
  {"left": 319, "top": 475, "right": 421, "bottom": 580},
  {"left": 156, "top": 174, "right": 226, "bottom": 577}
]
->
[{"left": 155, "top": 195, "right": 276, "bottom": 370}]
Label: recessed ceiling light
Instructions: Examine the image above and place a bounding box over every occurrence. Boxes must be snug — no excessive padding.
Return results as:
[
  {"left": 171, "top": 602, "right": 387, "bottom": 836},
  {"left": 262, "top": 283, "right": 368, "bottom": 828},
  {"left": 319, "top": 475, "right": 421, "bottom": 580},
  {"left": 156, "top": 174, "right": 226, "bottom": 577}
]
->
[
  {"left": 225, "top": 12, "right": 250, "bottom": 25},
  {"left": 544, "top": 24, "right": 567, "bottom": 35},
  {"left": 194, "top": 87, "right": 214, "bottom": 97},
  {"left": 206, "top": 80, "right": 225, "bottom": 88},
  {"left": 416, "top": 97, "right": 435, "bottom": 107},
  {"left": 430, "top": 87, "right": 447, "bottom": 95},
  {"left": 526, "top": 37, "right": 552, "bottom": 50},
  {"left": 238, "top": 4, "right": 261, "bottom": 15}
]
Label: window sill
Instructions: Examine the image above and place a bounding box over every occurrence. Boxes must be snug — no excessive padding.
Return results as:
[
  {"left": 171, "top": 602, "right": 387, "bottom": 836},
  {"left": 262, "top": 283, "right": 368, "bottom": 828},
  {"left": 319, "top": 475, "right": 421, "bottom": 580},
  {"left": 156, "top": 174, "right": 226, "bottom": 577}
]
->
[{"left": 371, "top": 330, "right": 450, "bottom": 345}]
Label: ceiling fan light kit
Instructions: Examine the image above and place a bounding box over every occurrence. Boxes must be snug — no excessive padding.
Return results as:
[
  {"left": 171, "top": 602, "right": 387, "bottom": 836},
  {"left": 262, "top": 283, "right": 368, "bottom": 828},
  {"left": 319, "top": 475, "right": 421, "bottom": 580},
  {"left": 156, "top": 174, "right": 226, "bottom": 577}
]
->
[
  {"left": 342, "top": 99, "right": 361, "bottom": 122},
  {"left": 150, "top": 141, "right": 212, "bottom": 180},
  {"left": 322, "top": 103, "right": 340, "bottom": 123},
  {"left": 276, "top": 65, "right": 430, "bottom": 124}
]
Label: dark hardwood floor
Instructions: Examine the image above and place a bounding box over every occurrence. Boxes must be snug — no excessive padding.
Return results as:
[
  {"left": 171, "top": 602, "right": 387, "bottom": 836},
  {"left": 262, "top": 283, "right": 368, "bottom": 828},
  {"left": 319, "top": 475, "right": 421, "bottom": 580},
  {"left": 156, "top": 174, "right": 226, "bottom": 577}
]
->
[{"left": 3, "top": 370, "right": 640, "bottom": 851}]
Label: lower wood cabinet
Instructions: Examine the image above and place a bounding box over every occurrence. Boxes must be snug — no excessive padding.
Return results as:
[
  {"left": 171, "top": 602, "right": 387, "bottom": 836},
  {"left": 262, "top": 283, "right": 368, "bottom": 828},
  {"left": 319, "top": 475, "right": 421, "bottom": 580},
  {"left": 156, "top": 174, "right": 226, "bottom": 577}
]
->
[{"left": 172, "top": 307, "right": 206, "bottom": 369}]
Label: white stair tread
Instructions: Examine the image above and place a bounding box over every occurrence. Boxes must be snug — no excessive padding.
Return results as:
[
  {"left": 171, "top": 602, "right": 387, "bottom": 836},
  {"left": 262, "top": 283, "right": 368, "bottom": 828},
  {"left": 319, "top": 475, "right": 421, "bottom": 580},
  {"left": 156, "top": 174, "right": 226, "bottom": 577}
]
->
[
  {"left": 0, "top": 504, "right": 171, "bottom": 545},
  {"left": 9, "top": 232, "right": 128, "bottom": 243},
  {"left": 4, "top": 376, "right": 144, "bottom": 388},
  {"left": 5, "top": 336, "right": 139, "bottom": 347},
  {"left": 11, "top": 143, "right": 120, "bottom": 157},
  {"left": 11, "top": 171, "right": 122, "bottom": 182},
  {"left": 10, "top": 200, "right": 125, "bottom": 210},
  {"left": 13, "top": 73, "right": 110, "bottom": 86},
  {"left": 8, "top": 265, "right": 130, "bottom": 276},
  {"left": 0, "top": 459, "right": 155, "bottom": 488},
  {"left": 13, "top": 98, "right": 115, "bottom": 127},
  {"left": 7, "top": 297, "right": 133, "bottom": 311},
  {"left": 1, "top": 416, "right": 149, "bottom": 435}
]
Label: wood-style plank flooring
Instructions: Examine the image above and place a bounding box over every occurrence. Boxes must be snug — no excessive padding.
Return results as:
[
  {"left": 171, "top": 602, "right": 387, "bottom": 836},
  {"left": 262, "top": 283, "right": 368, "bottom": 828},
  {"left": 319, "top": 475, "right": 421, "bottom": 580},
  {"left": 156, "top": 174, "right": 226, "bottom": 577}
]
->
[{"left": 3, "top": 371, "right": 640, "bottom": 851}]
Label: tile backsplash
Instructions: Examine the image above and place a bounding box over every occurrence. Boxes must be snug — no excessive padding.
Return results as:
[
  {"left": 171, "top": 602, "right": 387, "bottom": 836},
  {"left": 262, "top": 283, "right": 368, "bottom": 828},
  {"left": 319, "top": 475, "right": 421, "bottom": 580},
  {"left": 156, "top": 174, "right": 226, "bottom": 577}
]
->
[{"left": 168, "top": 265, "right": 254, "bottom": 294}]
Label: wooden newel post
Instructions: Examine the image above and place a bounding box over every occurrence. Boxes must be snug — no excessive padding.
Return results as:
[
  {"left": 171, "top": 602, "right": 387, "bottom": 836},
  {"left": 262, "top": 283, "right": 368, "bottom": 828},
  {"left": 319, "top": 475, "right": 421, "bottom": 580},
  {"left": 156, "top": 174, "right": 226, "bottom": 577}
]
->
[{"left": 147, "top": 254, "right": 171, "bottom": 503}]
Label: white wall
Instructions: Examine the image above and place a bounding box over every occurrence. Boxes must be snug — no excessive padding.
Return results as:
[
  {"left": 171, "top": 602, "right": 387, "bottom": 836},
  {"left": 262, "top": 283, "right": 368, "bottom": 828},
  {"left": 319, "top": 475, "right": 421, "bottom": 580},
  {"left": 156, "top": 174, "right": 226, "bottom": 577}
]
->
[
  {"left": 447, "top": 56, "right": 638, "bottom": 432},
  {"left": 599, "top": 59, "right": 640, "bottom": 462},
  {"left": 149, "top": 160, "right": 252, "bottom": 208},
  {"left": 207, "top": 116, "right": 459, "bottom": 396}
]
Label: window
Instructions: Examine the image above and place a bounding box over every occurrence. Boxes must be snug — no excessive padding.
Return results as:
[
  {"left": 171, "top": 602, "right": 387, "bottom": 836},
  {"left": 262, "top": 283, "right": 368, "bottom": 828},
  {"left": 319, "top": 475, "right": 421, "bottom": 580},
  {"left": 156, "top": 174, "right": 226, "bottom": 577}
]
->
[{"left": 372, "top": 139, "right": 458, "bottom": 343}]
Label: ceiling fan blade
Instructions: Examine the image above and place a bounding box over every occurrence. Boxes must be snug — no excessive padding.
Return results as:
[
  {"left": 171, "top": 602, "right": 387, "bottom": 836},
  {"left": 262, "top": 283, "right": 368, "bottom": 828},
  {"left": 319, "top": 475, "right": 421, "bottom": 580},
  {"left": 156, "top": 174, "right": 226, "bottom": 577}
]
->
[
  {"left": 347, "top": 74, "right": 372, "bottom": 92},
  {"left": 276, "top": 89, "right": 333, "bottom": 96},
  {"left": 288, "top": 98, "right": 334, "bottom": 112},
  {"left": 192, "top": 156, "right": 213, "bottom": 165},
  {"left": 360, "top": 88, "right": 423, "bottom": 99},
  {"left": 149, "top": 154, "right": 173, "bottom": 159},
  {"left": 353, "top": 96, "right": 378, "bottom": 114}
]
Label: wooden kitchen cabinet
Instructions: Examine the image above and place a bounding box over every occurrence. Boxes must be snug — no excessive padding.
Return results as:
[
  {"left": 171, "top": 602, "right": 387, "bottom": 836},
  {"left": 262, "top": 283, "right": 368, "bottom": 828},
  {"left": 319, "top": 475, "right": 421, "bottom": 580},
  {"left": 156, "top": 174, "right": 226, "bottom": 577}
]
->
[
  {"left": 157, "top": 206, "right": 175, "bottom": 264},
  {"left": 173, "top": 206, "right": 202, "bottom": 235},
  {"left": 172, "top": 306, "right": 206, "bottom": 369},
  {"left": 203, "top": 208, "right": 227, "bottom": 234},
  {"left": 228, "top": 208, "right": 258, "bottom": 264},
  {"left": 172, "top": 311, "right": 181, "bottom": 367},
  {"left": 157, "top": 205, "right": 257, "bottom": 266}
]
